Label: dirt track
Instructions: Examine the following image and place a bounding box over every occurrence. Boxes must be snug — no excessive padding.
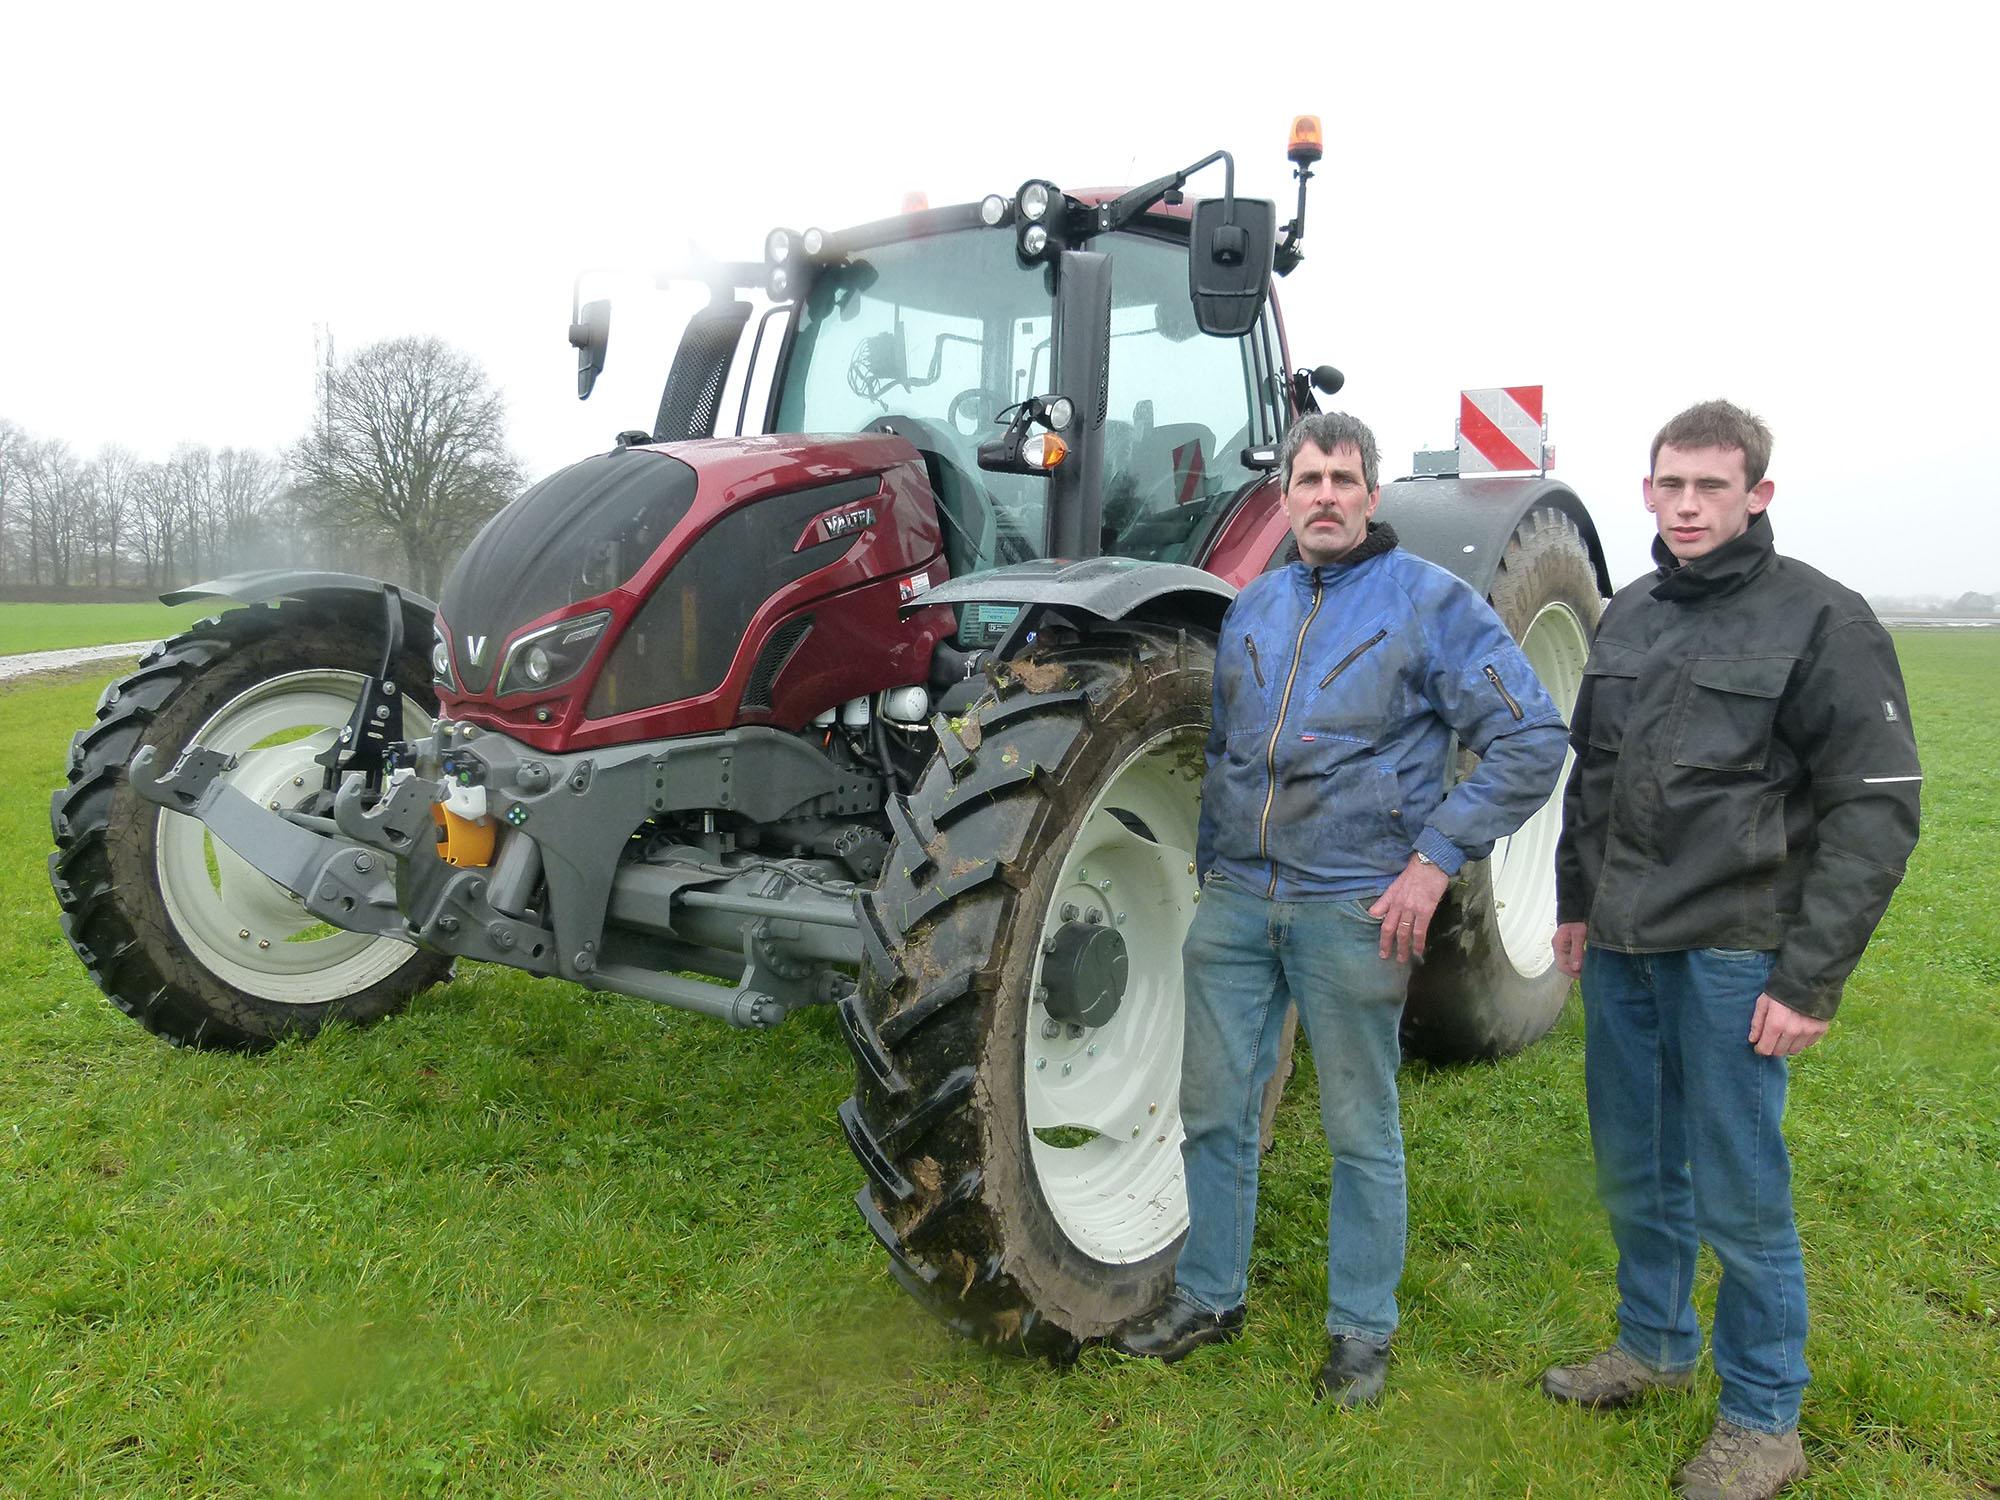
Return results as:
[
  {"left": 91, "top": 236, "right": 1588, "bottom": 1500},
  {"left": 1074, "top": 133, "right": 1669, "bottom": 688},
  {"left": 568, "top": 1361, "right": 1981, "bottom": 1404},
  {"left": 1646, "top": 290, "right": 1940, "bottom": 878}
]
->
[{"left": 0, "top": 641, "right": 151, "bottom": 683}]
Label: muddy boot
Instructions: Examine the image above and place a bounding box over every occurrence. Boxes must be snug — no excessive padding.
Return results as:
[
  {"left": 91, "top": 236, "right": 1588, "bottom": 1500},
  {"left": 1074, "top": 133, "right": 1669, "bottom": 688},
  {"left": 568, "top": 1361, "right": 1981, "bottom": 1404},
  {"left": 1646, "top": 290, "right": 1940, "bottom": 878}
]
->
[
  {"left": 1674, "top": 1419, "right": 1807, "bottom": 1499},
  {"left": 1541, "top": 1346, "right": 1694, "bottom": 1409}
]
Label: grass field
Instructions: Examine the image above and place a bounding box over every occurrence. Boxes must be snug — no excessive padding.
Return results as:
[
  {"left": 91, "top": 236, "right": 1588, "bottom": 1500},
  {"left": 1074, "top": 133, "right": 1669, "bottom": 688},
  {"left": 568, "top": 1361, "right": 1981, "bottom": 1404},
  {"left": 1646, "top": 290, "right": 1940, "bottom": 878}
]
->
[
  {"left": 0, "top": 601, "right": 217, "bottom": 656},
  {"left": 1, "top": 634, "right": 1993, "bottom": 1497}
]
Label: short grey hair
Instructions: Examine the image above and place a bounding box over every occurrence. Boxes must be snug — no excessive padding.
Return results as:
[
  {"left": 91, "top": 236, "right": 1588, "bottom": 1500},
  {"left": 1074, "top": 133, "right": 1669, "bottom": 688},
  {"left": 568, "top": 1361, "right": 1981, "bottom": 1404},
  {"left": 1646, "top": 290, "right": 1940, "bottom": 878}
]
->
[{"left": 1282, "top": 411, "right": 1381, "bottom": 493}]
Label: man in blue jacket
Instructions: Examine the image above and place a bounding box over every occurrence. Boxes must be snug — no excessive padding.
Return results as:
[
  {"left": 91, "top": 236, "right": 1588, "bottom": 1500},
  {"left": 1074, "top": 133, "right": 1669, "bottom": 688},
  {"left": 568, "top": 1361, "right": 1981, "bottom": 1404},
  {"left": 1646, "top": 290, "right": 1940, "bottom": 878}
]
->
[{"left": 1111, "top": 412, "right": 1569, "bottom": 1404}]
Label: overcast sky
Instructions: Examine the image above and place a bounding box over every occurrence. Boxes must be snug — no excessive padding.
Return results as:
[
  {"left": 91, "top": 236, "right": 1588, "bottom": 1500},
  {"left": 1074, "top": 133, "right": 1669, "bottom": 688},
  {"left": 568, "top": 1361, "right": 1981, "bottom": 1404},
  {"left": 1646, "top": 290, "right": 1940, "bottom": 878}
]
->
[{"left": 2, "top": 2, "right": 1991, "bottom": 597}]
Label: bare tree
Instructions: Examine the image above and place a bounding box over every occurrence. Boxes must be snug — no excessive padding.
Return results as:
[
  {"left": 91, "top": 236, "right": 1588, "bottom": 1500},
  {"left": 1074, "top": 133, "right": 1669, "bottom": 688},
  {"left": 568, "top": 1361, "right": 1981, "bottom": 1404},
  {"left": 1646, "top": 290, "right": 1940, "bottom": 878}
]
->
[
  {"left": 0, "top": 418, "right": 25, "bottom": 584},
  {"left": 22, "top": 438, "right": 88, "bottom": 586},
  {"left": 85, "top": 443, "right": 139, "bottom": 587},
  {"left": 133, "top": 459, "right": 182, "bottom": 589},
  {"left": 290, "top": 336, "right": 520, "bottom": 596}
]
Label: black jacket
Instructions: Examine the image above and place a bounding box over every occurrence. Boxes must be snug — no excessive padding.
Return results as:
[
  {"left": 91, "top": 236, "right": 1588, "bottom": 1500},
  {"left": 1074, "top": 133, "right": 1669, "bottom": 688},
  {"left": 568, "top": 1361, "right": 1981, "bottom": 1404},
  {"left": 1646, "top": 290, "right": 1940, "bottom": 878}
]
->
[{"left": 1555, "top": 514, "right": 1921, "bottom": 1018}]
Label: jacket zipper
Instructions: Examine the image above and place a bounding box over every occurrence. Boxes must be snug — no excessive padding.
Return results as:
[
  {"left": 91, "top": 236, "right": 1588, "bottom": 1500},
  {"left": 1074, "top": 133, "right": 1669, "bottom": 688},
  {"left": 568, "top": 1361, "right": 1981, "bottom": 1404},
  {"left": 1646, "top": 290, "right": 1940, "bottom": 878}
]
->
[
  {"left": 1483, "top": 664, "right": 1524, "bottom": 721},
  {"left": 1259, "top": 578, "right": 1326, "bottom": 896},
  {"left": 1244, "top": 634, "right": 1265, "bottom": 687},
  {"left": 1319, "top": 629, "right": 1388, "bottom": 689}
]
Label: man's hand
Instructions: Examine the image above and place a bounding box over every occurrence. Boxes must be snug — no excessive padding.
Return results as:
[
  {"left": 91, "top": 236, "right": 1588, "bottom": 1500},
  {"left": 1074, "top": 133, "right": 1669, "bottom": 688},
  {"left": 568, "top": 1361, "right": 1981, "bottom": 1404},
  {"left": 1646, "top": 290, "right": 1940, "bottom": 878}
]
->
[
  {"left": 1748, "top": 993, "right": 1829, "bottom": 1057},
  {"left": 1553, "top": 922, "right": 1588, "bottom": 979},
  {"left": 1370, "top": 856, "right": 1451, "bottom": 963}
]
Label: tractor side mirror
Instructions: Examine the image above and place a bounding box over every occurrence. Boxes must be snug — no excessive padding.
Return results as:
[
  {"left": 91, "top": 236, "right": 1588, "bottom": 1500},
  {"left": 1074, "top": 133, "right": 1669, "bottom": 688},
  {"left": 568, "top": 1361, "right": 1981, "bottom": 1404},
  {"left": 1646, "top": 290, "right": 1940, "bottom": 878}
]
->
[
  {"left": 1188, "top": 197, "right": 1276, "bottom": 338},
  {"left": 569, "top": 299, "right": 611, "bottom": 400}
]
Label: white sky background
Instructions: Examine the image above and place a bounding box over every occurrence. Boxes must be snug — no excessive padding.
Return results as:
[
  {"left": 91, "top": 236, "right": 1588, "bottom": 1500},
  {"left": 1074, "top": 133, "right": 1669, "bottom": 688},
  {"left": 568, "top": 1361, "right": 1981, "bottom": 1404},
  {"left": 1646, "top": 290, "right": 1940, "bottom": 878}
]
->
[{"left": 1, "top": 1, "right": 1992, "bottom": 597}]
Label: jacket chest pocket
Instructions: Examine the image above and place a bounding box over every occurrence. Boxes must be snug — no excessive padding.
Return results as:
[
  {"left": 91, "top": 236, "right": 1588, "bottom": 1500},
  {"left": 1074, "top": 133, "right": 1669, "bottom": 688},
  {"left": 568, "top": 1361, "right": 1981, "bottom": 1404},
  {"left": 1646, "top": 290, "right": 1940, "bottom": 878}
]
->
[
  {"left": 1580, "top": 641, "right": 1644, "bottom": 751},
  {"left": 1301, "top": 622, "right": 1398, "bottom": 735},
  {"left": 1672, "top": 656, "right": 1796, "bottom": 771}
]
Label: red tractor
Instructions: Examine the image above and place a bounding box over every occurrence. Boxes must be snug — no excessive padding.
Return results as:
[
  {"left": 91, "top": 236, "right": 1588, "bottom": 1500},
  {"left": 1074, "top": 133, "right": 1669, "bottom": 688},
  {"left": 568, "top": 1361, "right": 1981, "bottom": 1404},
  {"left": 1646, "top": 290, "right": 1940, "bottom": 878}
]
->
[{"left": 50, "top": 126, "right": 1608, "bottom": 1356}]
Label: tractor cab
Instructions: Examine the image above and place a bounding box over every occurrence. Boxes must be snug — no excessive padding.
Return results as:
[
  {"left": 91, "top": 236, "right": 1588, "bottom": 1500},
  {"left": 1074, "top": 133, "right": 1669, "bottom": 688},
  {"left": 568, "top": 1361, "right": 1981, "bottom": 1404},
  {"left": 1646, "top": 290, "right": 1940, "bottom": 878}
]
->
[{"left": 572, "top": 143, "right": 1320, "bottom": 595}]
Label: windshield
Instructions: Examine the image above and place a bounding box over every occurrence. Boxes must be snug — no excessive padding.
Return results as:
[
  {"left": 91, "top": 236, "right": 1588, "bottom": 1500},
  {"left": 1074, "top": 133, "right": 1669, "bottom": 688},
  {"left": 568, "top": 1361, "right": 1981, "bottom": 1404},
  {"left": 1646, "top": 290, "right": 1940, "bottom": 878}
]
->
[{"left": 773, "top": 228, "right": 1053, "bottom": 577}]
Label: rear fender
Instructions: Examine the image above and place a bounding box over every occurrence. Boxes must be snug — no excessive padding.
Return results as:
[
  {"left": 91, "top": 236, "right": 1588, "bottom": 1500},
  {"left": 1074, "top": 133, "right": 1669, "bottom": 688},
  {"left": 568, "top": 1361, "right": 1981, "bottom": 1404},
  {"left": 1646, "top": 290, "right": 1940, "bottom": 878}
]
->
[{"left": 1375, "top": 476, "right": 1613, "bottom": 598}]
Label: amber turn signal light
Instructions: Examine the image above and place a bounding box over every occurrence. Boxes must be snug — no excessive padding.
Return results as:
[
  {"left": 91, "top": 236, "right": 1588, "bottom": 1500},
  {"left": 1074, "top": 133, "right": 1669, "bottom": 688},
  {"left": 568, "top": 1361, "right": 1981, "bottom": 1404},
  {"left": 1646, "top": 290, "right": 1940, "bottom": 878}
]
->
[{"left": 1023, "top": 433, "right": 1068, "bottom": 469}]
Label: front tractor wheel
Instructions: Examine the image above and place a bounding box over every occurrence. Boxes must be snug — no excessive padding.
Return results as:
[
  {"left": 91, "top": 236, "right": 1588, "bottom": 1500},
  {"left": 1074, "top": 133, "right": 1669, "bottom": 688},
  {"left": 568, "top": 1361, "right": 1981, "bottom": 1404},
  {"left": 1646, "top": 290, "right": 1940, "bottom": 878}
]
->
[
  {"left": 49, "top": 601, "right": 453, "bottom": 1050},
  {"left": 839, "top": 623, "right": 1213, "bottom": 1354}
]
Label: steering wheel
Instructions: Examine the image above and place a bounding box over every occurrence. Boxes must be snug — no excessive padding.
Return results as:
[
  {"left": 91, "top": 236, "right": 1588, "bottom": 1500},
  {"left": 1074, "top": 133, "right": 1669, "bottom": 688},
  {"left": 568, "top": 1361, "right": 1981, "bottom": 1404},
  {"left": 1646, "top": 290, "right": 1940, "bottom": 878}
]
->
[
  {"left": 946, "top": 386, "right": 1008, "bottom": 439},
  {"left": 866, "top": 414, "right": 1001, "bottom": 575}
]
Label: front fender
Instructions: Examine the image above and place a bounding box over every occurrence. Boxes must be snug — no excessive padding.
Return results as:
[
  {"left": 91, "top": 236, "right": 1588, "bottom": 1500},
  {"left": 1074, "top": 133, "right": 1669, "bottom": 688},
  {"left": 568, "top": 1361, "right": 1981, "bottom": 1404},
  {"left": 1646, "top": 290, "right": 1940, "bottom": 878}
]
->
[
  {"left": 914, "top": 556, "right": 1235, "bottom": 637},
  {"left": 162, "top": 569, "right": 439, "bottom": 653}
]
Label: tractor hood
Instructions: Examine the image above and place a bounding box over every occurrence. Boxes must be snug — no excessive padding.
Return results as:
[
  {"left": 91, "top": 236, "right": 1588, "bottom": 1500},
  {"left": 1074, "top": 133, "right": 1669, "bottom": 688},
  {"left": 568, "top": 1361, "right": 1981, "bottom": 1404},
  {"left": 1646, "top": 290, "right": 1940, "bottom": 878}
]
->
[
  {"left": 436, "top": 433, "right": 936, "bottom": 707},
  {"left": 440, "top": 446, "right": 700, "bottom": 694}
]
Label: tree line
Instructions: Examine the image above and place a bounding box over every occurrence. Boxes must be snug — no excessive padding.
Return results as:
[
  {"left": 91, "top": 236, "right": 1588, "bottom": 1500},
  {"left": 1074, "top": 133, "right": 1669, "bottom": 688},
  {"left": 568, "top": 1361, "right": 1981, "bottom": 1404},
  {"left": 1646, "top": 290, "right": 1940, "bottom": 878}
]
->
[{"left": 0, "top": 335, "right": 519, "bottom": 601}]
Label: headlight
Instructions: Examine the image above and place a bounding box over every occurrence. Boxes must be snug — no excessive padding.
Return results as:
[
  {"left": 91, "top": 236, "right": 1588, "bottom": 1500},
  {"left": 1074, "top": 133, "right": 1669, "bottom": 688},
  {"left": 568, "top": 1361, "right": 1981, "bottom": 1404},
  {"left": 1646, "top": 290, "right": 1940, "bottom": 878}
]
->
[
  {"left": 496, "top": 610, "right": 612, "bottom": 697},
  {"left": 431, "top": 624, "right": 457, "bottom": 689},
  {"left": 1019, "top": 181, "right": 1052, "bottom": 221},
  {"left": 765, "top": 227, "right": 795, "bottom": 263}
]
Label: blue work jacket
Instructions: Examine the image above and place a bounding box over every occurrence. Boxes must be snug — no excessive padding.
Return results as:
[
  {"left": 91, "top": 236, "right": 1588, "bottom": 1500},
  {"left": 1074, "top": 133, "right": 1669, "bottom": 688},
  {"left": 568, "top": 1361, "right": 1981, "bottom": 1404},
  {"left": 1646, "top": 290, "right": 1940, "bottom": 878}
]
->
[{"left": 1196, "top": 527, "right": 1568, "bottom": 901}]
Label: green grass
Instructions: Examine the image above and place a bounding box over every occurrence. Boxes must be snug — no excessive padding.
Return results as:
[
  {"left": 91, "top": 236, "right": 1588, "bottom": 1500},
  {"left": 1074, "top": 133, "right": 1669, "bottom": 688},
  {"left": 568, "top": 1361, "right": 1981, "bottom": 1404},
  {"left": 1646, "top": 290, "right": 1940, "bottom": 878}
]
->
[
  {"left": 0, "top": 601, "right": 217, "bottom": 655},
  {"left": 1, "top": 634, "right": 1993, "bottom": 1497}
]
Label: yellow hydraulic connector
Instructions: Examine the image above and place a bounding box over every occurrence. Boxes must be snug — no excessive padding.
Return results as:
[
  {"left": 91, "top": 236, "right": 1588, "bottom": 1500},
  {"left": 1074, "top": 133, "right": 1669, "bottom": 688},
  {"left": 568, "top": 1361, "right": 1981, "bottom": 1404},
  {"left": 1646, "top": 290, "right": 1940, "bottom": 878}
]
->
[{"left": 432, "top": 802, "right": 496, "bottom": 868}]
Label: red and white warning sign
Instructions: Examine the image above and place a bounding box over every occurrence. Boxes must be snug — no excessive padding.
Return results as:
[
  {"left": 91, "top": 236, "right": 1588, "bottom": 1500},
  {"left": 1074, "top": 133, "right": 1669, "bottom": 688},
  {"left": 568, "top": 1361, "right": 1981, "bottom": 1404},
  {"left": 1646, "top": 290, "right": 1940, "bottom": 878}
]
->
[{"left": 1458, "top": 387, "right": 1545, "bottom": 473}]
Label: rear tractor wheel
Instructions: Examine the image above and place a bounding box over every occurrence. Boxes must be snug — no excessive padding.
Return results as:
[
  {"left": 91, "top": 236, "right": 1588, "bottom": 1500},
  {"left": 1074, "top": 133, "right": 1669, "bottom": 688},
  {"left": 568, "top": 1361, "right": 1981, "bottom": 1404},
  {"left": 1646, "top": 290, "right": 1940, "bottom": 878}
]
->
[
  {"left": 838, "top": 622, "right": 1213, "bottom": 1355},
  {"left": 49, "top": 600, "right": 452, "bottom": 1050},
  {"left": 1401, "top": 506, "right": 1601, "bottom": 1062}
]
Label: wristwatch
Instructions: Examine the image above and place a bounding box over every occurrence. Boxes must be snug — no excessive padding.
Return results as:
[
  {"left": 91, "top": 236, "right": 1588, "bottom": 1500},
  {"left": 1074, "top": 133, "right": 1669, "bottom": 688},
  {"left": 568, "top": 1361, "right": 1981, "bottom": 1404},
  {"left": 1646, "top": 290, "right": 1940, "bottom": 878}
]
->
[{"left": 1413, "top": 850, "right": 1439, "bottom": 868}]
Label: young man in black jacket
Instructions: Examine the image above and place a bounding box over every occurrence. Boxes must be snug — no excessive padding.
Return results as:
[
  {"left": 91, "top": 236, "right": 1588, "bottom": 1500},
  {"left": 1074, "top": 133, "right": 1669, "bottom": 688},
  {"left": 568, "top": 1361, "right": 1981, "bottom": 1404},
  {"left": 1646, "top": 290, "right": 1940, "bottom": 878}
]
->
[{"left": 1545, "top": 401, "right": 1922, "bottom": 1500}]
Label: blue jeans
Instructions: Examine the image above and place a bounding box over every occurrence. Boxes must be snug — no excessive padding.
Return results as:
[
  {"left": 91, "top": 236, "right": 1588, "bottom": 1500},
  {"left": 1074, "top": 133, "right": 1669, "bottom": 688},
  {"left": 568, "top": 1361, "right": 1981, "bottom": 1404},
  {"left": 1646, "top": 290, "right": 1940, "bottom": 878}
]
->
[
  {"left": 1582, "top": 946, "right": 1809, "bottom": 1434},
  {"left": 1174, "top": 875, "right": 1411, "bottom": 1342}
]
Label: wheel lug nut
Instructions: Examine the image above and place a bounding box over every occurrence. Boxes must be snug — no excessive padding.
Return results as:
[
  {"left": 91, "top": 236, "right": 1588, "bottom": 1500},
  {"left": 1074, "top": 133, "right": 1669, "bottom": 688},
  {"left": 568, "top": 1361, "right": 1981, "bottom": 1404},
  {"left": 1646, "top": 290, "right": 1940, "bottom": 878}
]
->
[
  {"left": 1060, "top": 903, "right": 1079, "bottom": 922},
  {"left": 1086, "top": 1044, "right": 1097, "bottom": 1057},
  {"left": 1041, "top": 1018, "right": 1060, "bottom": 1040},
  {"left": 1131, "top": 1126, "right": 1141, "bottom": 1138},
  {"left": 1061, "top": 1062, "right": 1072, "bottom": 1076},
  {"left": 1116, "top": 912, "right": 1127, "bottom": 925},
  {"left": 1035, "top": 1058, "right": 1046, "bottom": 1071},
  {"left": 238, "top": 928, "right": 250, "bottom": 939},
  {"left": 257, "top": 939, "right": 270, "bottom": 950},
  {"left": 1097, "top": 878, "right": 1112, "bottom": 891},
  {"left": 293, "top": 776, "right": 304, "bottom": 786}
]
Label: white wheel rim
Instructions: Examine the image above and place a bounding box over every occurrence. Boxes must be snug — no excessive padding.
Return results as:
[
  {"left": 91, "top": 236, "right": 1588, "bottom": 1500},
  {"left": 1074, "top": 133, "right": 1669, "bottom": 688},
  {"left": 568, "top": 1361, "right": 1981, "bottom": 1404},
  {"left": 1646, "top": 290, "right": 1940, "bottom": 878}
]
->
[
  {"left": 1024, "top": 726, "right": 1203, "bottom": 1262},
  {"left": 154, "top": 669, "right": 431, "bottom": 1003},
  {"left": 1489, "top": 600, "right": 1590, "bottom": 977}
]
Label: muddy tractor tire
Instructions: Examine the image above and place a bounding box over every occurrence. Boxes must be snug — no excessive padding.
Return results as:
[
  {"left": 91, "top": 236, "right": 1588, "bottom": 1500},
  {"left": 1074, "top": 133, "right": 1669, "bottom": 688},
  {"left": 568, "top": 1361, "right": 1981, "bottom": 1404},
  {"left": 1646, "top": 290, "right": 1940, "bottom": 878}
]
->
[
  {"left": 49, "top": 600, "right": 452, "bottom": 1050},
  {"left": 838, "top": 622, "right": 1213, "bottom": 1356},
  {"left": 1401, "top": 506, "right": 1601, "bottom": 1063}
]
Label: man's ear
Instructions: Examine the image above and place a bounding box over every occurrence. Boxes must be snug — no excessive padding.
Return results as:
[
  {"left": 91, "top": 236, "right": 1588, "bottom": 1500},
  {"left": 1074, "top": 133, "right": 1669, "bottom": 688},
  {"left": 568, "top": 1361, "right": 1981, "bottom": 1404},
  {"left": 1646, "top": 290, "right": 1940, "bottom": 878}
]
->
[
  {"left": 1642, "top": 476, "right": 1657, "bottom": 513},
  {"left": 1365, "top": 487, "right": 1381, "bottom": 517},
  {"left": 1748, "top": 479, "right": 1775, "bottom": 514}
]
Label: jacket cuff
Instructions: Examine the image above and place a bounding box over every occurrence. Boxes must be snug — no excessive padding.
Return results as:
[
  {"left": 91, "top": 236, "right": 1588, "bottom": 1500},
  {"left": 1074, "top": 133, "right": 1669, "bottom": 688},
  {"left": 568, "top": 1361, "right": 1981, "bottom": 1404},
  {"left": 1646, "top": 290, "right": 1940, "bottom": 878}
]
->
[
  {"left": 1762, "top": 971, "right": 1841, "bottom": 1022},
  {"left": 1414, "top": 826, "right": 1466, "bottom": 877}
]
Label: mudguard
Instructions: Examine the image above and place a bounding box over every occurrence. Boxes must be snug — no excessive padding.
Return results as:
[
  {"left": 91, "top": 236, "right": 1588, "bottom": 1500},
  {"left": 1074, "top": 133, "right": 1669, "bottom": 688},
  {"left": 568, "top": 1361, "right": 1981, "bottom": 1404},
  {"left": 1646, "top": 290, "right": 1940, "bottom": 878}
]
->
[
  {"left": 914, "top": 556, "right": 1235, "bottom": 635},
  {"left": 1375, "top": 476, "right": 1614, "bottom": 598},
  {"left": 162, "top": 569, "right": 439, "bottom": 644}
]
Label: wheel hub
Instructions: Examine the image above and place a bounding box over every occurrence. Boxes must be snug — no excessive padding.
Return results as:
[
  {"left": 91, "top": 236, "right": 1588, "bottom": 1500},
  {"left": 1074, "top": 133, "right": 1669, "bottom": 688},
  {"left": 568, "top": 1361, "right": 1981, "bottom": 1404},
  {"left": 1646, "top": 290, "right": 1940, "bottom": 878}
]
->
[{"left": 1041, "top": 920, "right": 1128, "bottom": 1027}]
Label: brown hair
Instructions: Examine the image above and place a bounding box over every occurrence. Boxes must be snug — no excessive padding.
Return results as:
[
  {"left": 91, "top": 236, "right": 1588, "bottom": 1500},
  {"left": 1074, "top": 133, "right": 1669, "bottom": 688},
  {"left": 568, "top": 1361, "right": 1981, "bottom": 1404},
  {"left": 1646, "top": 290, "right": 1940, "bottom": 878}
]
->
[{"left": 1650, "top": 400, "right": 1774, "bottom": 486}]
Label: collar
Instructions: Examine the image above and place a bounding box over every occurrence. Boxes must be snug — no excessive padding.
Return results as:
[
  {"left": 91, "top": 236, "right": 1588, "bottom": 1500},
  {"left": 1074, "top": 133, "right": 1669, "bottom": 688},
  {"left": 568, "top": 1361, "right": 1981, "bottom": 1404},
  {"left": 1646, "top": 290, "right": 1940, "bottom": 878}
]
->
[
  {"left": 1289, "top": 521, "right": 1400, "bottom": 590},
  {"left": 1649, "top": 512, "right": 1777, "bottom": 602}
]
